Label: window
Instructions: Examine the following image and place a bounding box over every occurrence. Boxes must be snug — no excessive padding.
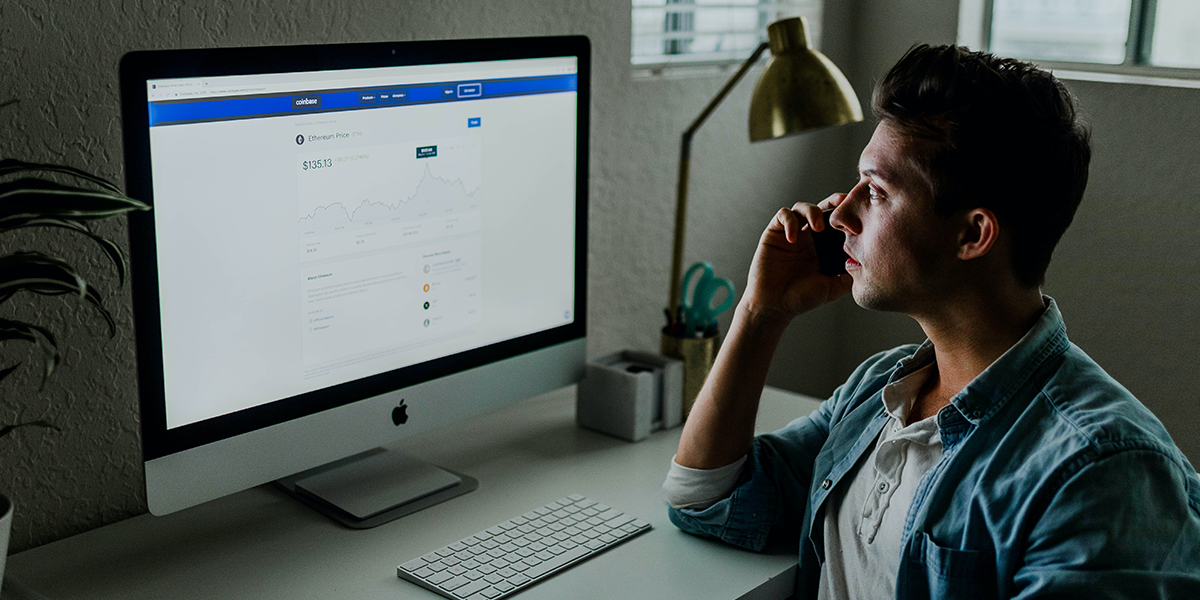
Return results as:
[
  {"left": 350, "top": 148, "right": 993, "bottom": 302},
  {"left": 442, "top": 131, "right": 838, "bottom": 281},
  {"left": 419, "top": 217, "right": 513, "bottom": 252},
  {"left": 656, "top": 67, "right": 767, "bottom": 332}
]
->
[
  {"left": 632, "top": 0, "right": 823, "bottom": 68},
  {"left": 963, "top": 0, "right": 1200, "bottom": 70}
]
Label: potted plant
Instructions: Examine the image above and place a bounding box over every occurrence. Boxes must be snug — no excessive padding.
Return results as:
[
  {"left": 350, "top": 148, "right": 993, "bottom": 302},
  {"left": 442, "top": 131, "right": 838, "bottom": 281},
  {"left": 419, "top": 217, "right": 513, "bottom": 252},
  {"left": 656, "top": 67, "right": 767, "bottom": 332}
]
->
[{"left": 0, "top": 139, "right": 149, "bottom": 586}]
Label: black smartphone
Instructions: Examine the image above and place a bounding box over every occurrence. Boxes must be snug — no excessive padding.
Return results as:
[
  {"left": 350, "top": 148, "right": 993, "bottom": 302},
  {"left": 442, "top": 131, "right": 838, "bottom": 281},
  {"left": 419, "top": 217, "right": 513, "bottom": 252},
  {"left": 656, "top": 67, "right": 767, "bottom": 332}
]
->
[{"left": 812, "top": 210, "right": 849, "bottom": 276}]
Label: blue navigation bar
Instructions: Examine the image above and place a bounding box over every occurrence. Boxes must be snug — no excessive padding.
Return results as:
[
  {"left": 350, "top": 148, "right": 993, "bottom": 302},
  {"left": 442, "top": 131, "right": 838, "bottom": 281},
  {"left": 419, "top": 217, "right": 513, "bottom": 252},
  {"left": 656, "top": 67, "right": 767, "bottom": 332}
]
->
[{"left": 148, "top": 74, "right": 577, "bottom": 127}]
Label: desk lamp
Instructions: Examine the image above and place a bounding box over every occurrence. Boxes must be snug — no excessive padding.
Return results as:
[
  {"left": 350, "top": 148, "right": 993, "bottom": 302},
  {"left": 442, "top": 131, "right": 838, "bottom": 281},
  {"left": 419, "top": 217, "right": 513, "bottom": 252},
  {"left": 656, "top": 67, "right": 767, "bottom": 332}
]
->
[{"left": 662, "top": 16, "right": 863, "bottom": 409}]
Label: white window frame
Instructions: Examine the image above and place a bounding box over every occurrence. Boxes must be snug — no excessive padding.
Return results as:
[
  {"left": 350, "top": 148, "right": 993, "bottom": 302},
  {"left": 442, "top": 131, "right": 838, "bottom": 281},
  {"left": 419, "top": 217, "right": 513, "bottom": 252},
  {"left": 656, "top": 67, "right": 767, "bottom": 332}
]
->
[{"left": 958, "top": 0, "right": 1200, "bottom": 88}]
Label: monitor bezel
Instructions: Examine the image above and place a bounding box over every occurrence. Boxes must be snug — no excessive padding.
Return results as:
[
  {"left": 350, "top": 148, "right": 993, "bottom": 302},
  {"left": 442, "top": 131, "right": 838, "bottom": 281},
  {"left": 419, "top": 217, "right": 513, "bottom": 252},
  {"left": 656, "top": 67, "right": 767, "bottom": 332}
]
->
[{"left": 121, "top": 36, "right": 590, "bottom": 462}]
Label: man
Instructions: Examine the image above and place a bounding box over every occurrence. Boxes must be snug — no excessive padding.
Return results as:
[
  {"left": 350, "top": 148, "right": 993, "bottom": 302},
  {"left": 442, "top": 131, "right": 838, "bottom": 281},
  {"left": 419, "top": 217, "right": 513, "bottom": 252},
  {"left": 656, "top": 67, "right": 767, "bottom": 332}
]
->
[{"left": 663, "top": 44, "right": 1200, "bottom": 599}]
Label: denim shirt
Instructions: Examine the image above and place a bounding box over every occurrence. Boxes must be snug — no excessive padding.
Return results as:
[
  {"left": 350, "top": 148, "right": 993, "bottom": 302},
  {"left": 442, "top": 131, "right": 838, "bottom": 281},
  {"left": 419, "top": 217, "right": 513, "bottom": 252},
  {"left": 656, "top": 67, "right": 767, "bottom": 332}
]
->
[{"left": 668, "top": 297, "right": 1200, "bottom": 599}]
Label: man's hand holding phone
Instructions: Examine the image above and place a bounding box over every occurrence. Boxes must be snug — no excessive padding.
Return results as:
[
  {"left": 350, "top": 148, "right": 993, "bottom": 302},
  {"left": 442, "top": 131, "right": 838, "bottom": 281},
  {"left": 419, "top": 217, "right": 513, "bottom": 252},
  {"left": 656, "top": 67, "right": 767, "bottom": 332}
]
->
[{"left": 740, "top": 194, "right": 853, "bottom": 327}]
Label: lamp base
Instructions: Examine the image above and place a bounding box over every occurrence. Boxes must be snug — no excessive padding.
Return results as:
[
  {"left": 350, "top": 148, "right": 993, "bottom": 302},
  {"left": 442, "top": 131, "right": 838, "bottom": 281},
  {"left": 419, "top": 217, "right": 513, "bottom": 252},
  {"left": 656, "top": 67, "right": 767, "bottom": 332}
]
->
[{"left": 661, "top": 331, "right": 718, "bottom": 417}]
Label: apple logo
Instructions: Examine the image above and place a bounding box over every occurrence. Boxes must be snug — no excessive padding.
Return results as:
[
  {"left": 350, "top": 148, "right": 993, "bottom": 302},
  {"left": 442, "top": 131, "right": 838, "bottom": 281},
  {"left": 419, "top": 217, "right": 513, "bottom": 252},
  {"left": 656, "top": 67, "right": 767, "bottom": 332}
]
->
[{"left": 392, "top": 400, "right": 409, "bottom": 426}]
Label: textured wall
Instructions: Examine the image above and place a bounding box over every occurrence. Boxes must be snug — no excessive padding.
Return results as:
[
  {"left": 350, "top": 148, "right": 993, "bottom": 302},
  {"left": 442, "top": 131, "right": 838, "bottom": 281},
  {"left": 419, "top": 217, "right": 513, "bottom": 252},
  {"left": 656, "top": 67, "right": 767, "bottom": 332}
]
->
[{"left": 0, "top": 0, "right": 853, "bottom": 551}]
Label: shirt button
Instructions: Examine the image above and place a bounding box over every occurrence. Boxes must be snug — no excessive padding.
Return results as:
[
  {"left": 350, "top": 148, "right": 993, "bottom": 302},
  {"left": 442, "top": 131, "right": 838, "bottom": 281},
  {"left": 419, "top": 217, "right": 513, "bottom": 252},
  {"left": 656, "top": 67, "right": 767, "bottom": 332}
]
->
[
  {"left": 877, "top": 481, "right": 889, "bottom": 494},
  {"left": 821, "top": 479, "right": 832, "bottom": 490}
]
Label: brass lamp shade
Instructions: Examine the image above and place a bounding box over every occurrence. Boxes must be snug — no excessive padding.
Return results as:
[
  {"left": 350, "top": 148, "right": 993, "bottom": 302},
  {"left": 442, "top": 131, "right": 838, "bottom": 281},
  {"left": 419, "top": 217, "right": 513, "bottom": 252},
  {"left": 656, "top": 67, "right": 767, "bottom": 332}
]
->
[{"left": 749, "top": 17, "right": 863, "bottom": 142}]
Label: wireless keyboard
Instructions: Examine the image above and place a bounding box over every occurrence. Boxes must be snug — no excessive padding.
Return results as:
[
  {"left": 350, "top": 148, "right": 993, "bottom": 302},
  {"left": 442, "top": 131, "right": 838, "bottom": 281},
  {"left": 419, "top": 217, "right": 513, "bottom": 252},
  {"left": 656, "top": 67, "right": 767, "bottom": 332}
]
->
[{"left": 397, "top": 494, "right": 651, "bottom": 599}]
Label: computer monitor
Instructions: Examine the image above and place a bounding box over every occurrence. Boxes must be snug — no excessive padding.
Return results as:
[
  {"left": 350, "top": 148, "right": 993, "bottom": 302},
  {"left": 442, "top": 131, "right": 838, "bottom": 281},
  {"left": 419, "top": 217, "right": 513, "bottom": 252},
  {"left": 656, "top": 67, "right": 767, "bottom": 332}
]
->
[{"left": 120, "top": 36, "right": 589, "bottom": 527}]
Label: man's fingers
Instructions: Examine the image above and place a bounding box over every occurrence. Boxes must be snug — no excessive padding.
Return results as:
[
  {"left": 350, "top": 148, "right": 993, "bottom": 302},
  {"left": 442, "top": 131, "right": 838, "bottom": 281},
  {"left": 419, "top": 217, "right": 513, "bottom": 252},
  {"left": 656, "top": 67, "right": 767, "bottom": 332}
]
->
[
  {"left": 790, "top": 202, "right": 824, "bottom": 232},
  {"left": 817, "top": 193, "right": 848, "bottom": 212}
]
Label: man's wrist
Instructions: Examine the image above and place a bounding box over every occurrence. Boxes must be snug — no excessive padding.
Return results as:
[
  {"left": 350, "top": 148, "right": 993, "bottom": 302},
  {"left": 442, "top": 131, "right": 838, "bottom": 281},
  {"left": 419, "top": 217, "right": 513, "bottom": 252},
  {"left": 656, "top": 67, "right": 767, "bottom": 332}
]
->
[{"left": 734, "top": 299, "right": 794, "bottom": 340}]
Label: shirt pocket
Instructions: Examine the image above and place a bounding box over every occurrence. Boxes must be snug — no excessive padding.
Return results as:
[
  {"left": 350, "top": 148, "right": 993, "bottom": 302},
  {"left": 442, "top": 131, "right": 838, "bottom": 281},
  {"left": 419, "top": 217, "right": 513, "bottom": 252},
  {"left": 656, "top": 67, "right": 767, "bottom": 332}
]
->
[{"left": 916, "top": 531, "right": 999, "bottom": 600}]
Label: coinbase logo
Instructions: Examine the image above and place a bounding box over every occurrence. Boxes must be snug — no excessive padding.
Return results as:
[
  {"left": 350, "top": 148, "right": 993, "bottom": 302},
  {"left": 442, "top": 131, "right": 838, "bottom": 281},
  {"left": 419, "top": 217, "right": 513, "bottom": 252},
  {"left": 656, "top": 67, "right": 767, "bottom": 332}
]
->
[{"left": 292, "top": 95, "right": 321, "bottom": 109}]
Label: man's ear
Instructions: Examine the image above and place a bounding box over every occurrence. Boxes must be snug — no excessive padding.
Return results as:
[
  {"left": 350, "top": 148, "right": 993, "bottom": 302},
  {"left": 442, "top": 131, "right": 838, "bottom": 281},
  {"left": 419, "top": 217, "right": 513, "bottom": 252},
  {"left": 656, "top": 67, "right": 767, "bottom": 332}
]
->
[{"left": 957, "top": 208, "right": 999, "bottom": 261}]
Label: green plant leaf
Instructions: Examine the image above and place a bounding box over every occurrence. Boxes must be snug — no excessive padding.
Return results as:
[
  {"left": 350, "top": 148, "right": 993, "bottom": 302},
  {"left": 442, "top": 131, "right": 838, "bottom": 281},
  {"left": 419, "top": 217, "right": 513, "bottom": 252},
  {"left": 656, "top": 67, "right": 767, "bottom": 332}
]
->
[
  {"left": 0, "top": 158, "right": 123, "bottom": 195},
  {"left": 0, "top": 251, "right": 116, "bottom": 336},
  {"left": 0, "top": 178, "right": 149, "bottom": 225},
  {"left": 0, "top": 318, "right": 60, "bottom": 387},
  {"left": 0, "top": 420, "right": 61, "bottom": 439},
  {"left": 1, "top": 216, "right": 129, "bottom": 286}
]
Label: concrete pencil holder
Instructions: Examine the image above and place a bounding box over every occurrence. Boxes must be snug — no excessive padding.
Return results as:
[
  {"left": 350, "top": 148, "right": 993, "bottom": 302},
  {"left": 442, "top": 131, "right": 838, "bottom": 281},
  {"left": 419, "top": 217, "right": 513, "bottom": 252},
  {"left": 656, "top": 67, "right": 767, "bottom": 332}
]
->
[{"left": 576, "top": 351, "right": 683, "bottom": 442}]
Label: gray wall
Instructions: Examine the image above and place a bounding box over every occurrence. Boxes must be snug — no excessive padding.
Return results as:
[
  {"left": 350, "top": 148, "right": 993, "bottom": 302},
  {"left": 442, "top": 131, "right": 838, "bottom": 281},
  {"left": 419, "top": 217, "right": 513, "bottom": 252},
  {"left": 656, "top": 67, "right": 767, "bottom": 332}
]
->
[
  {"left": 4, "top": 0, "right": 1199, "bottom": 554},
  {"left": 0, "top": 0, "right": 851, "bottom": 551}
]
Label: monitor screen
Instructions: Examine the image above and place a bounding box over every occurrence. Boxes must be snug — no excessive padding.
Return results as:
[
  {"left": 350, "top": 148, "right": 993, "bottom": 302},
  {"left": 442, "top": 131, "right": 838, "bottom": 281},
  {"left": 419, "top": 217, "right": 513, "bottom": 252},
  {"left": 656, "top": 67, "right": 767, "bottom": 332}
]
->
[{"left": 123, "top": 37, "right": 588, "bottom": 517}]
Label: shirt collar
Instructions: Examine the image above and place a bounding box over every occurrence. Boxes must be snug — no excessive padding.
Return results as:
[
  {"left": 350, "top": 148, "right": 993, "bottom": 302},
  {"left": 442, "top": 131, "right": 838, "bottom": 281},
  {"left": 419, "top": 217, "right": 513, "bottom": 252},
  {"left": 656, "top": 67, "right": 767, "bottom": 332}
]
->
[{"left": 887, "top": 295, "right": 1070, "bottom": 427}]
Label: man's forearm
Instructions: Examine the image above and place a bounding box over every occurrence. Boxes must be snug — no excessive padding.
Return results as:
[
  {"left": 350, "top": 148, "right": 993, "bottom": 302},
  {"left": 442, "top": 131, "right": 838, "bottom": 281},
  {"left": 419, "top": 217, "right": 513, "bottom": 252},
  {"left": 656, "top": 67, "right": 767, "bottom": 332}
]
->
[{"left": 674, "top": 302, "right": 790, "bottom": 469}]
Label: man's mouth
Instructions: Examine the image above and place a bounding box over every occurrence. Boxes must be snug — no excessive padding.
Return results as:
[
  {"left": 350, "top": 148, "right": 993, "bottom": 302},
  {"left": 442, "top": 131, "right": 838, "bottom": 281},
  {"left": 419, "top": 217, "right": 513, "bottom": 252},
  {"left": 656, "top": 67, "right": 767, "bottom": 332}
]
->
[{"left": 845, "top": 247, "right": 861, "bottom": 270}]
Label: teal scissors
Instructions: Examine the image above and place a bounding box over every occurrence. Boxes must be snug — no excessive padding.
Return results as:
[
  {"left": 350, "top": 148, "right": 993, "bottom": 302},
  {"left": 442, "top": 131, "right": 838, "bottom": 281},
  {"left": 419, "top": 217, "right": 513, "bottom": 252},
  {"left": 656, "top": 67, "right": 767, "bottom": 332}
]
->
[{"left": 680, "top": 261, "right": 735, "bottom": 337}]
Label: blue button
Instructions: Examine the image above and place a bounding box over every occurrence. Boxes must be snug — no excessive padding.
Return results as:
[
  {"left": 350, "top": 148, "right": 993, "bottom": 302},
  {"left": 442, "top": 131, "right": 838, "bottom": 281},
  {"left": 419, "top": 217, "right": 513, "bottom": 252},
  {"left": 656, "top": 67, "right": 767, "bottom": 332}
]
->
[
  {"left": 457, "top": 83, "right": 482, "bottom": 98},
  {"left": 442, "top": 87, "right": 456, "bottom": 98},
  {"left": 358, "top": 92, "right": 376, "bottom": 103},
  {"left": 378, "top": 92, "right": 391, "bottom": 100},
  {"left": 468, "top": 117, "right": 481, "bottom": 128},
  {"left": 391, "top": 90, "right": 407, "bottom": 101}
]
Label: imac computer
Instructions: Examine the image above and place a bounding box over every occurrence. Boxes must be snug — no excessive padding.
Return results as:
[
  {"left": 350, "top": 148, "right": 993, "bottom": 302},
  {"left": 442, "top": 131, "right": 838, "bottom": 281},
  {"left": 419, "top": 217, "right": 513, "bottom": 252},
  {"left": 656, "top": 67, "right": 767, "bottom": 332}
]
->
[{"left": 120, "top": 36, "right": 589, "bottom": 527}]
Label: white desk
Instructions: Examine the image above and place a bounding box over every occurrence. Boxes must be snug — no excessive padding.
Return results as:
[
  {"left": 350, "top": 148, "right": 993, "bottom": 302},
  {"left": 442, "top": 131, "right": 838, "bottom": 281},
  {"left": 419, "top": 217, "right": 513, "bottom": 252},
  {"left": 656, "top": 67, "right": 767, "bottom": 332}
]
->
[{"left": 8, "top": 386, "right": 821, "bottom": 600}]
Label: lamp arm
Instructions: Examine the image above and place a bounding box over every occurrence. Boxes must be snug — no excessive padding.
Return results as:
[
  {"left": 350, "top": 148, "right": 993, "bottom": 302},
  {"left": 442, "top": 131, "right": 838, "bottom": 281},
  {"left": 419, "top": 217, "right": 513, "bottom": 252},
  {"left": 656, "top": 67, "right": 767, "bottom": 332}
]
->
[{"left": 667, "top": 42, "right": 771, "bottom": 322}]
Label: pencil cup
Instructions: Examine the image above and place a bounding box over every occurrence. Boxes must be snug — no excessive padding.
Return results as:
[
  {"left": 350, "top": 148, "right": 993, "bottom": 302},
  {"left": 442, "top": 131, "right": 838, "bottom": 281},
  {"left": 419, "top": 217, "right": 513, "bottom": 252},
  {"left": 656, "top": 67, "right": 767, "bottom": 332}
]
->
[{"left": 660, "top": 330, "right": 718, "bottom": 417}]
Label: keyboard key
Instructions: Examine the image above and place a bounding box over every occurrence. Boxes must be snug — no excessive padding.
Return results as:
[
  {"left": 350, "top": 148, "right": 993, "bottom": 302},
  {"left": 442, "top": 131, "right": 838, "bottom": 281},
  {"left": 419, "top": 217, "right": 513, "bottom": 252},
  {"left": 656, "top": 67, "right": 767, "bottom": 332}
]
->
[
  {"left": 492, "top": 559, "right": 510, "bottom": 569},
  {"left": 631, "top": 520, "right": 649, "bottom": 529},
  {"left": 521, "top": 512, "right": 539, "bottom": 520},
  {"left": 493, "top": 534, "right": 512, "bottom": 544},
  {"left": 464, "top": 570, "right": 485, "bottom": 581},
  {"left": 478, "top": 563, "right": 497, "bottom": 574},
  {"left": 437, "top": 547, "right": 456, "bottom": 557},
  {"left": 551, "top": 532, "right": 569, "bottom": 542},
  {"left": 480, "top": 586, "right": 502, "bottom": 599},
  {"left": 484, "top": 573, "right": 504, "bottom": 584},
  {"left": 522, "top": 556, "right": 543, "bottom": 567},
  {"left": 528, "top": 542, "right": 547, "bottom": 552},
  {"left": 534, "top": 507, "right": 551, "bottom": 515},
  {"left": 534, "top": 551, "right": 554, "bottom": 561},
  {"left": 453, "top": 579, "right": 490, "bottom": 598},
  {"left": 421, "top": 552, "right": 441, "bottom": 563},
  {"left": 577, "top": 499, "right": 597, "bottom": 508},
  {"left": 486, "top": 527, "right": 505, "bottom": 536},
  {"left": 563, "top": 505, "right": 581, "bottom": 514},
  {"left": 449, "top": 542, "right": 468, "bottom": 551},
  {"left": 400, "top": 558, "right": 427, "bottom": 571},
  {"left": 428, "top": 571, "right": 454, "bottom": 585},
  {"left": 510, "top": 516, "right": 529, "bottom": 525},
  {"left": 414, "top": 567, "right": 435, "bottom": 579},
  {"left": 461, "top": 560, "right": 480, "bottom": 570},
  {"left": 494, "top": 581, "right": 514, "bottom": 593},
  {"left": 567, "top": 494, "right": 584, "bottom": 501},
  {"left": 546, "top": 543, "right": 567, "bottom": 555},
  {"left": 605, "top": 514, "right": 636, "bottom": 529},
  {"left": 560, "top": 517, "right": 577, "bottom": 526},
  {"left": 444, "top": 557, "right": 462, "bottom": 567},
  {"left": 561, "top": 540, "right": 578, "bottom": 549},
  {"left": 593, "top": 504, "right": 610, "bottom": 512},
  {"left": 448, "top": 565, "right": 467, "bottom": 576},
  {"left": 599, "top": 534, "right": 616, "bottom": 544},
  {"left": 545, "top": 501, "right": 563, "bottom": 510},
  {"left": 441, "top": 576, "right": 470, "bottom": 591},
  {"left": 476, "top": 554, "right": 494, "bottom": 564},
  {"left": 563, "top": 527, "right": 581, "bottom": 535},
  {"left": 509, "top": 562, "right": 530, "bottom": 572},
  {"left": 515, "top": 548, "right": 534, "bottom": 558},
  {"left": 508, "top": 574, "right": 531, "bottom": 586},
  {"left": 498, "top": 521, "right": 518, "bottom": 530},
  {"left": 585, "top": 540, "right": 605, "bottom": 551},
  {"left": 496, "top": 568, "right": 517, "bottom": 578},
  {"left": 426, "top": 561, "right": 448, "bottom": 571},
  {"left": 524, "top": 545, "right": 589, "bottom": 579}
]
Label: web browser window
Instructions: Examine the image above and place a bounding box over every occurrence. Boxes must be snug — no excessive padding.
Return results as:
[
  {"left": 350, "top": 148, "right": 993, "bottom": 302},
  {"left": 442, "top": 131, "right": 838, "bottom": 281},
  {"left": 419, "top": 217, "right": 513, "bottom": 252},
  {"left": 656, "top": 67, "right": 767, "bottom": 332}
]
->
[{"left": 146, "top": 57, "right": 579, "bottom": 429}]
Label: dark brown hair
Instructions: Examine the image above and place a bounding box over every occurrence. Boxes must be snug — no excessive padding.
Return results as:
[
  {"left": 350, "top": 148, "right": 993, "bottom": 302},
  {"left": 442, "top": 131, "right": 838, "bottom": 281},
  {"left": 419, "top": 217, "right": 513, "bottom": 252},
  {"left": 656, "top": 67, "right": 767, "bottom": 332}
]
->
[{"left": 872, "top": 44, "right": 1091, "bottom": 288}]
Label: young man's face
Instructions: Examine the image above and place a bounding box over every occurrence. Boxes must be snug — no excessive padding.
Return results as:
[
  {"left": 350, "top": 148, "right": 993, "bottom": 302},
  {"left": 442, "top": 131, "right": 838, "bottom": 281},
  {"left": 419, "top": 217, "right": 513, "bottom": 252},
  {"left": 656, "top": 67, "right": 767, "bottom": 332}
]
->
[{"left": 830, "top": 121, "right": 961, "bottom": 313}]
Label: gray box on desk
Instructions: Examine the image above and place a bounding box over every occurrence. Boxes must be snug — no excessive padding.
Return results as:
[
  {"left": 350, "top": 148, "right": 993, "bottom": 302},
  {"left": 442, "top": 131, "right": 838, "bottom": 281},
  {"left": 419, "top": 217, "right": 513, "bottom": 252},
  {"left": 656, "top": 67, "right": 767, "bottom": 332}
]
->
[{"left": 576, "top": 351, "right": 683, "bottom": 442}]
